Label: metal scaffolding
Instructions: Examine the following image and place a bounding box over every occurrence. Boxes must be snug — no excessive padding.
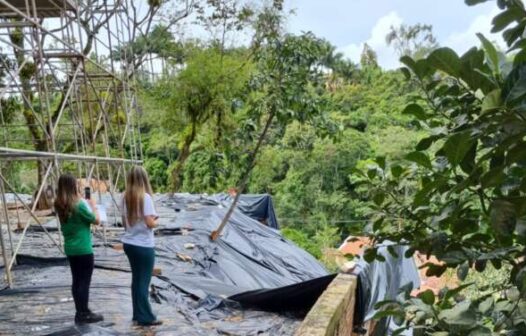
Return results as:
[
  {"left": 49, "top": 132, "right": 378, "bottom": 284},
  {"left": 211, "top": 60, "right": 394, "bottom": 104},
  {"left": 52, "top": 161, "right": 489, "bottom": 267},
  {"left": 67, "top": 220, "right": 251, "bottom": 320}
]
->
[{"left": 0, "top": 0, "right": 143, "bottom": 287}]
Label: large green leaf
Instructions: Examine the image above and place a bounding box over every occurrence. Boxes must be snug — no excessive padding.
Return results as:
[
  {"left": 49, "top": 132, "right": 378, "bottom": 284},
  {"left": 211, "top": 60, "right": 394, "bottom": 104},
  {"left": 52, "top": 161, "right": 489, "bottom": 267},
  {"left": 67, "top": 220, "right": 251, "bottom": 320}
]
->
[
  {"left": 400, "top": 56, "right": 417, "bottom": 71},
  {"left": 492, "top": 8, "right": 524, "bottom": 33},
  {"left": 425, "top": 263, "right": 448, "bottom": 277},
  {"left": 428, "top": 48, "right": 462, "bottom": 78},
  {"left": 416, "top": 135, "right": 441, "bottom": 151},
  {"left": 503, "top": 21, "right": 526, "bottom": 47},
  {"left": 457, "top": 262, "right": 470, "bottom": 281},
  {"left": 460, "top": 143, "right": 477, "bottom": 174},
  {"left": 438, "top": 301, "right": 477, "bottom": 329},
  {"left": 391, "top": 164, "right": 404, "bottom": 179},
  {"left": 442, "top": 250, "right": 469, "bottom": 265},
  {"left": 481, "top": 89, "right": 502, "bottom": 112},
  {"left": 418, "top": 289, "right": 435, "bottom": 305},
  {"left": 442, "top": 132, "right": 476, "bottom": 166},
  {"left": 442, "top": 283, "right": 475, "bottom": 304},
  {"left": 400, "top": 56, "right": 433, "bottom": 79},
  {"left": 503, "top": 63, "right": 526, "bottom": 106},
  {"left": 513, "top": 47, "right": 526, "bottom": 67},
  {"left": 477, "top": 33, "right": 500, "bottom": 75},
  {"left": 507, "top": 142, "right": 526, "bottom": 164},
  {"left": 406, "top": 151, "right": 433, "bottom": 169},
  {"left": 373, "top": 192, "right": 386, "bottom": 206},
  {"left": 478, "top": 297, "right": 493, "bottom": 314},
  {"left": 413, "top": 178, "right": 447, "bottom": 207},
  {"left": 460, "top": 48, "right": 495, "bottom": 93},
  {"left": 376, "top": 156, "right": 386, "bottom": 170},
  {"left": 490, "top": 199, "right": 517, "bottom": 240},
  {"left": 481, "top": 167, "right": 505, "bottom": 188},
  {"left": 403, "top": 103, "right": 428, "bottom": 120}
]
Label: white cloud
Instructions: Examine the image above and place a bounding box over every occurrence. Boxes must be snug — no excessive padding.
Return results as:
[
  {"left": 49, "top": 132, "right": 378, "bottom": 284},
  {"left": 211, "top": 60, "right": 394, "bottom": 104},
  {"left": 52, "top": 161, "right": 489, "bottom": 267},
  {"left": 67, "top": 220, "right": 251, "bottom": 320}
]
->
[
  {"left": 338, "top": 7, "right": 506, "bottom": 70},
  {"left": 444, "top": 7, "right": 503, "bottom": 55},
  {"left": 339, "top": 11, "right": 404, "bottom": 69}
]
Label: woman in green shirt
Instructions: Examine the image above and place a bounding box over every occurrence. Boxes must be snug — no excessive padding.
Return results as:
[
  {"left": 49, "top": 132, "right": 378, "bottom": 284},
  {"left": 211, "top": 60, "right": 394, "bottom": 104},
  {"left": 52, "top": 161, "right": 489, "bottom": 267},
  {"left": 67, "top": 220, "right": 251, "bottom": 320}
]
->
[{"left": 55, "top": 174, "right": 103, "bottom": 324}]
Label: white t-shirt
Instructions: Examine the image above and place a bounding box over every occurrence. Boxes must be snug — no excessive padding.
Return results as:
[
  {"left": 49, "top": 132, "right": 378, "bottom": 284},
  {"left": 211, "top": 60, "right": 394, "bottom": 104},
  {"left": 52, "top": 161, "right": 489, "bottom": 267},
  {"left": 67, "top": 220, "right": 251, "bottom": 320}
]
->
[{"left": 120, "top": 193, "right": 157, "bottom": 248}]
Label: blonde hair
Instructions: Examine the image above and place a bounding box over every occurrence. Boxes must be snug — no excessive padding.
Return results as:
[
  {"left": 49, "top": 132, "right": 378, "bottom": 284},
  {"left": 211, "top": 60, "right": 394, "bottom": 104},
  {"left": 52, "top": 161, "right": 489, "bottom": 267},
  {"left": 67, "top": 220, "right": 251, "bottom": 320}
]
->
[{"left": 124, "top": 166, "right": 153, "bottom": 226}]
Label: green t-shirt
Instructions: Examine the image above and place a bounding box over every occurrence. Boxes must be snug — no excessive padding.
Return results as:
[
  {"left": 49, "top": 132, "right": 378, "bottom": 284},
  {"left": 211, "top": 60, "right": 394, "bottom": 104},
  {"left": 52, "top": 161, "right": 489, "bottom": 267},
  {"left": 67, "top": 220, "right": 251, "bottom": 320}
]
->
[{"left": 61, "top": 201, "right": 96, "bottom": 256}]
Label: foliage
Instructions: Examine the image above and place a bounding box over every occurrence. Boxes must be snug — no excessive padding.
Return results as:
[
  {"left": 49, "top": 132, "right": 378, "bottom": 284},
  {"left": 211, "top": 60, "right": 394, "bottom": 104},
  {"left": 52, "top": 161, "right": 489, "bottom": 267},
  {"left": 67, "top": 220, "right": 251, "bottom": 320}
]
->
[
  {"left": 359, "top": 0, "right": 526, "bottom": 334},
  {"left": 141, "top": 33, "right": 420, "bottom": 245},
  {"left": 112, "top": 24, "right": 185, "bottom": 65},
  {"left": 386, "top": 23, "right": 439, "bottom": 59},
  {"left": 196, "top": 0, "right": 256, "bottom": 42},
  {"left": 360, "top": 43, "right": 379, "bottom": 68},
  {"left": 281, "top": 216, "right": 341, "bottom": 262},
  {"left": 153, "top": 46, "right": 252, "bottom": 190}
]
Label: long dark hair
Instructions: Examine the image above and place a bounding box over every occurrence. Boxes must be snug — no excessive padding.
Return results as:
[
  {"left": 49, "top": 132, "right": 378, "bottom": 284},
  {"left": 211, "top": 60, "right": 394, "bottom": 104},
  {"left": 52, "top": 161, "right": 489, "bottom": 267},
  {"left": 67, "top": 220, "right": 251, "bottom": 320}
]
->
[
  {"left": 55, "top": 174, "right": 79, "bottom": 224},
  {"left": 124, "top": 166, "right": 153, "bottom": 226}
]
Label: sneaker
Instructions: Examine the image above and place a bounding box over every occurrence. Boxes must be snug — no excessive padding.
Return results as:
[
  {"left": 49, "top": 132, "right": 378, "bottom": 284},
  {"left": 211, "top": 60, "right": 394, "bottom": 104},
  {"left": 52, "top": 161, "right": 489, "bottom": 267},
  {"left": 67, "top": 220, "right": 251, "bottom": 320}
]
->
[
  {"left": 137, "top": 320, "right": 163, "bottom": 327},
  {"left": 75, "top": 311, "right": 104, "bottom": 324}
]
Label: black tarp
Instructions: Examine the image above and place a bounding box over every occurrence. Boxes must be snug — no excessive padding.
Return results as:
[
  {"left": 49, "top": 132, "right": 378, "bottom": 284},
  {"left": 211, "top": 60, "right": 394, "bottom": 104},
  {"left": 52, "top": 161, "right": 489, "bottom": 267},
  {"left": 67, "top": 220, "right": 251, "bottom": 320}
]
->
[
  {"left": 230, "top": 274, "right": 337, "bottom": 312},
  {"left": 208, "top": 194, "right": 280, "bottom": 229},
  {"left": 0, "top": 193, "right": 330, "bottom": 335}
]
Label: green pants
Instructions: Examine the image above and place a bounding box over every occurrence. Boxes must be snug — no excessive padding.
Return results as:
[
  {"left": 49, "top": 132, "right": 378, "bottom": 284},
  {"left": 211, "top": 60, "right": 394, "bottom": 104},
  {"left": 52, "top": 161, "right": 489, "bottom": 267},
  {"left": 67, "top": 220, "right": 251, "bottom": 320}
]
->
[{"left": 123, "top": 243, "right": 156, "bottom": 323}]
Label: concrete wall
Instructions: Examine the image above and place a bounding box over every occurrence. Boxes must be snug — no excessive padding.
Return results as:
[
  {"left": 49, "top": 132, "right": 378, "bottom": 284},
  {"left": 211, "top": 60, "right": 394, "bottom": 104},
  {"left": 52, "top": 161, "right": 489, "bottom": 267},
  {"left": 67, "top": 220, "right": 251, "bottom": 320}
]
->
[{"left": 294, "top": 273, "right": 358, "bottom": 336}]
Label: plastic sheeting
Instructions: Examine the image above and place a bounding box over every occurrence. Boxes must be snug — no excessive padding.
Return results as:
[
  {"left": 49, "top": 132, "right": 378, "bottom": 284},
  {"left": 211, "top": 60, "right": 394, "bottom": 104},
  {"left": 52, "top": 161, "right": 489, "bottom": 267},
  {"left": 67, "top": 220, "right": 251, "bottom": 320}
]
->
[
  {"left": 0, "top": 264, "right": 301, "bottom": 335},
  {"left": 208, "top": 194, "right": 280, "bottom": 229},
  {"left": 0, "top": 193, "right": 330, "bottom": 335},
  {"left": 352, "top": 242, "right": 420, "bottom": 336},
  {"left": 230, "top": 274, "right": 337, "bottom": 312},
  {"left": 153, "top": 194, "right": 328, "bottom": 299}
]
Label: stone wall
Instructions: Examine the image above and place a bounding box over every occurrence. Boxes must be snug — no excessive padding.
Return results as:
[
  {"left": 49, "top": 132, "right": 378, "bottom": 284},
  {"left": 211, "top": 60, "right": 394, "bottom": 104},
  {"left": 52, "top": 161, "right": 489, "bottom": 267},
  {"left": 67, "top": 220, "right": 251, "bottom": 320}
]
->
[{"left": 294, "top": 273, "right": 358, "bottom": 336}]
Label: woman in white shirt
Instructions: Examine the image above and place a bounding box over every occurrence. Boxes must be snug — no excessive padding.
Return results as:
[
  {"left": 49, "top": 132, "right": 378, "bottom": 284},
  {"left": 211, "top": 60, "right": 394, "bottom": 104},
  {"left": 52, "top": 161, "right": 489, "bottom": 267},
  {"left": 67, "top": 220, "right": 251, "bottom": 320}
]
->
[{"left": 121, "top": 166, "right": 162, "bottom": 326}]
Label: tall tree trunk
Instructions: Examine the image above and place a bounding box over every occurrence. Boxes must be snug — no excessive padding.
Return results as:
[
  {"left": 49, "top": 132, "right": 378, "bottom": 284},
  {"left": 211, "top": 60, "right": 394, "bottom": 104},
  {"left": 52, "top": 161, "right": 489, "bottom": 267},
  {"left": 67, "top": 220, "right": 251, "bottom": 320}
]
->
[
  {"left": 10, "top": 29, "right": 47, "bottom": 186},
  {"left": 171, "top": 122, "right": 197, "bottom": 192},
  {"left": 211, "top": 111, "right": 275, "bottom": 240}
]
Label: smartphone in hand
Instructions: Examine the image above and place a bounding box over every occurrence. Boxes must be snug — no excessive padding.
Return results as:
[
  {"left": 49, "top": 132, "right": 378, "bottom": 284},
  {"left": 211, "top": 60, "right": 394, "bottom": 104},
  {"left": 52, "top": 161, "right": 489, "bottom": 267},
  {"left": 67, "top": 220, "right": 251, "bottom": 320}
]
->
[{"left": 84, "top": 187, "right": 91, "bottom": 200}]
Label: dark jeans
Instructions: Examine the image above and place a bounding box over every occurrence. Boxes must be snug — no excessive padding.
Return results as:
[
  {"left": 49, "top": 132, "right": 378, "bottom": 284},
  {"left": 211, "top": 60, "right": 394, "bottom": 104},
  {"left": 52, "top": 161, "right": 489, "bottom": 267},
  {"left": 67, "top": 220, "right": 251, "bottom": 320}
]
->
[
  {"left": 123, "top": 243, "right": 156, "bottom": 323},
  {"left": 67, "top": 253, "right": 94, "bottom": 314}
]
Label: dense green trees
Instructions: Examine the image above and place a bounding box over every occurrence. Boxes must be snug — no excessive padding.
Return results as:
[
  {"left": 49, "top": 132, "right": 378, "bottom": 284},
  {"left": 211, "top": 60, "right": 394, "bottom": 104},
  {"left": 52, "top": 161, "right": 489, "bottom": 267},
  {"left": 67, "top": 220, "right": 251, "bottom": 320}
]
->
[
  {"left": 358, "top": 0, "right": 526, "bottom": 333},
  {"left": 140, "top": 33, "right": 419, "bottom": 241}
]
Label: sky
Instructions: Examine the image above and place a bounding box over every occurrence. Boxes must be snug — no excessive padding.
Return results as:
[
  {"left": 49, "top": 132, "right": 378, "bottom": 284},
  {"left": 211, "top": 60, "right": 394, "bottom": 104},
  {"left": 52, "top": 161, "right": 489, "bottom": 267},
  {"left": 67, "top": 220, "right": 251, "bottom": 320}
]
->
[{"left": 285, "top": 0, "right": 504, "bottom": 69}]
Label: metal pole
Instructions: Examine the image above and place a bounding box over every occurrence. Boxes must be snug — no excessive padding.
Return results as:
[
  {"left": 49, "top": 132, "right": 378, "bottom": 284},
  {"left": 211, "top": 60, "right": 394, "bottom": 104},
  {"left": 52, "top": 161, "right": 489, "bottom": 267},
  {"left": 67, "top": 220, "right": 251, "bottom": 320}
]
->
[
  {"left": 0, "top": 147, "right": 141, "bottom": 164},
  {"left": 0, "top": 179, "right": 14, "bottom": 253},
  {"left": 94, "top": 160, "right": 107, "bottom": 246},
  {"left": 0, "top": 160, "right": 13, "bottom": 287},
  {"left": 0, "top": 212, "right": 13, "bottom": 287}
]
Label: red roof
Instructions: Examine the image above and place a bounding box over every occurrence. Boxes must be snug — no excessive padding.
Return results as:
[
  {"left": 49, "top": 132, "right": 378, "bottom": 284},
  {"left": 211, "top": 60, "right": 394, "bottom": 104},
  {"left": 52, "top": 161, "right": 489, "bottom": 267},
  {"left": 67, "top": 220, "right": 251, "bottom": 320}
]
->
[{"left": 338, "top": 236, "right": 371, "bottom": 256}]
